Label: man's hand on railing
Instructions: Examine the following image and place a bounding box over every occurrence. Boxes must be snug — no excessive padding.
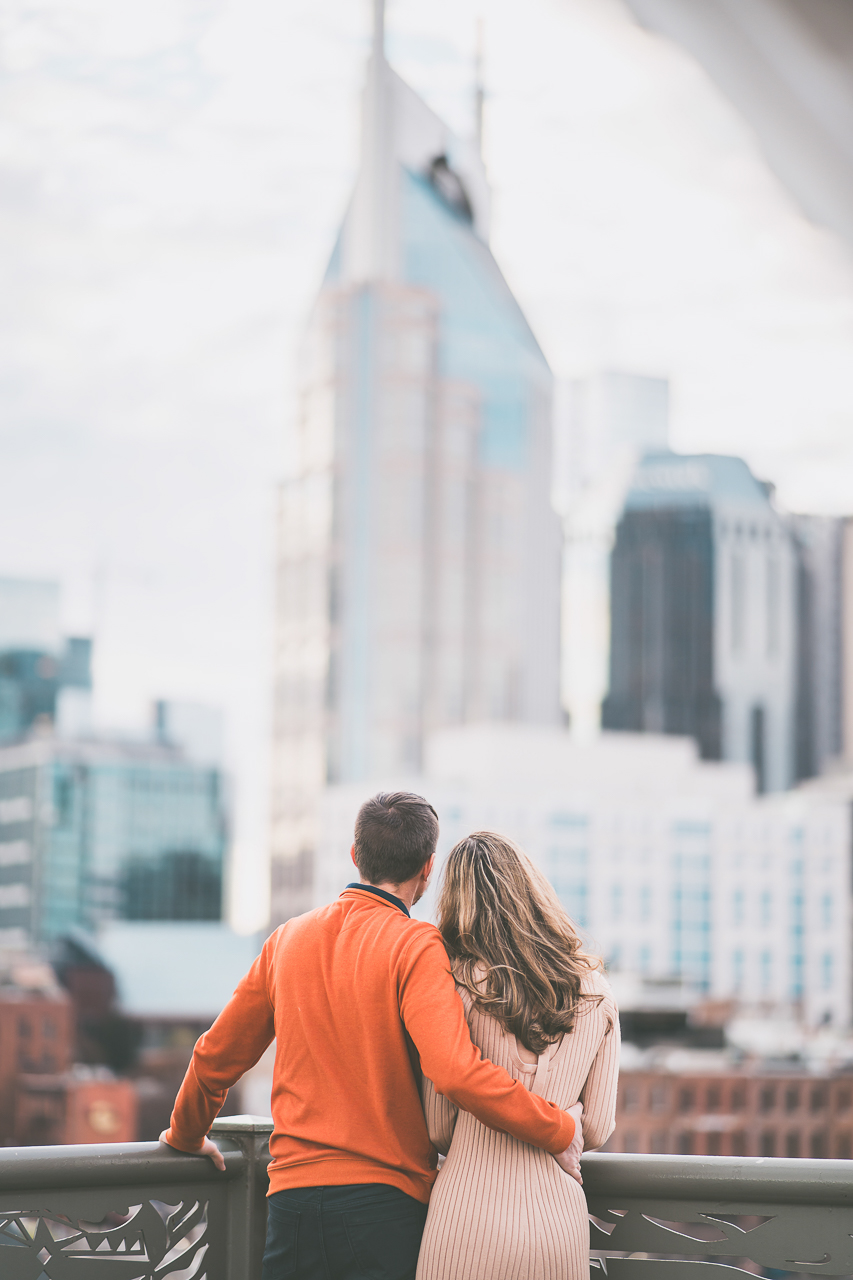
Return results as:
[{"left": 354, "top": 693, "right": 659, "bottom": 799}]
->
[
  {"left": 160, "top": 1130, "right": 226, "bottom": 1172},
  {"left": 552, "top": 1101, "right": 584, "bottom": 1185}
]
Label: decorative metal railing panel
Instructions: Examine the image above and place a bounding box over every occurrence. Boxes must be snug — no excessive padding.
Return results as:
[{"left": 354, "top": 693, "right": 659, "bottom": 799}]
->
[
  {"left": 0, "top": 1197, "right": 215, "bottom": 1278},
  {"left": 1, "top": 1126, "right": 853, "bottom": 1278},
  {"left": 583, "top": 1152, "right": 853, "bottom": 1278},
  {"left": 0, "top": 1115, "right": 272, "bottom": 1280}
]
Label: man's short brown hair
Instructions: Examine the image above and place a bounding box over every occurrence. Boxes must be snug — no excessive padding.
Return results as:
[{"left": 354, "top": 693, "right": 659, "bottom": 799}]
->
[{"left": 353, "top": 792, "right": 439, "bottom": 886}]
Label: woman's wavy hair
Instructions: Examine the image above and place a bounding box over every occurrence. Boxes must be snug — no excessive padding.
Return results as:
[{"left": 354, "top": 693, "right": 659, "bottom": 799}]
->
[{"left": 437, "top": 831, "right": 604, "bottom": 1055}]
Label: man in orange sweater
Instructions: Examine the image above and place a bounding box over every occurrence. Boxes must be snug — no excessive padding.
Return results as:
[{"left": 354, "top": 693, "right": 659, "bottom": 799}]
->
[{"left": 162, "top": 792, "right": 582, "bottom": 1280}]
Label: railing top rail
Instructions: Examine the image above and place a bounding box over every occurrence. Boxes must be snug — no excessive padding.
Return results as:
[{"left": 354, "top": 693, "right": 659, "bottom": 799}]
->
[
  {"left": 211, "top": 1115, "right": 274, "bottom": 1135},
  {"left": 0, "top": 1140, "right": 245, "bottom": 1193},
  {"left": 582, "top": 1151, "right": 853, "bottom": 1205}
]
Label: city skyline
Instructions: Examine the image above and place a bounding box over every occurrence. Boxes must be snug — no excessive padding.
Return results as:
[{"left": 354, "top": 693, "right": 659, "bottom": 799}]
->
[{"left": 2, "top": 0, "right": 853, "bottom": 930}]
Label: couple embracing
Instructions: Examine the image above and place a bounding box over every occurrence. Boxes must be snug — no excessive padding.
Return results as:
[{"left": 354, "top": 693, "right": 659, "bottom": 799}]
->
[{"left": 162, "top": 792, "right": 620, "bottom": 1279}]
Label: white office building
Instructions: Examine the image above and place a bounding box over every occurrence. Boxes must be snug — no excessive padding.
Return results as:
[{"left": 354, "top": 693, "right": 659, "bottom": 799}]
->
[{"left": 317, "top": 725, "right": 851, "bottom": 1030}]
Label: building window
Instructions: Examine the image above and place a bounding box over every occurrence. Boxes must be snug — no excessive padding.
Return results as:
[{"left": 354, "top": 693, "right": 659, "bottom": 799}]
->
[
  {"left": 678, "top": 1132, "right": 694, "bottom": 1155},
  {"left": 706, "top": 1086, "right": 721, "bottom": 1113},
  {"left": 761, "top": 950, "right": 772, "bottom": 994},
  {"left": 822, "top": 953, "right": 834, "bottom": 990},
  {"left": 785, "top": 1132, "right": 801, "bottom": 1158},
  {"left": 732, "top": 889, "right": 744, "bottom": 927},
  {"left": 760, "top": 890, "right": 772, "bottom": 927},
  {"left": 678, "top": 1087, "right": 695, "bottom": 1114},
  {"left": 760, "top": 1131, "right": 776, "bottom": 1156},
  {"left": 640, "top": 885, "right": 652, "bottom": 922},
  {"left": 785, "top": 1086, "right": 800, "bottom": 1114},
  {"left": 766, "top": 556, "right": 780, "bottom": 656},
  {"left": 732, "top": 949, "right": 744, "bottom": 992},
  {"left": 611, "top": 884, "right": 622, "bottom": 921},
  {"left": 751, "top": 705, "right": 766, "bottom": 794},
  {"left": 707, "top": 1132, "right": 721, "bottom": 1156},
  {"left": 731, "top": 1088, "right": 746, "bottom": 1112},
  {"left": 651, "top": 1085, "right": 667, "bottom": 1113},
  {"left": 838, "top": 1090, "right": 852, "bottom": 1113},
  {"left": 810, "top": 1087, "right": 827, "bottom": 1113},
  {"left": 822, "top": 893, "right": 833, "bottom": 928},
  {"left": 760, "top": 1086, "right": 776, "bottom": 1113},
  {"left": 651, "top": 1130, "right": 667, "bottom": 1154},
  {"left": 622, "top": 1086, "right": 640, "bottom": 1113},
  {"left": 837, "top": 1132, "right": 852, "bottom": 1159},
  {"left": 810, "top": 1131, "right": 826, "bottom": 1159},
  {"left": 18, "top": 1017, "right": 31, "bottom": 1039},
  {"left": 731, "top": 553, "right": 746, "bottom": 653},
  {"left": 53, "top": 772, "right": 75, "bottom": 828},
  {"left": 732, "top": 1131, "right": 747, "bottom": 1156}
]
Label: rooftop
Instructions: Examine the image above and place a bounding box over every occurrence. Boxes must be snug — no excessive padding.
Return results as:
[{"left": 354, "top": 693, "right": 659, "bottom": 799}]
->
[{"left": 625, "top": 451, "right": 773, "bottom": 512}]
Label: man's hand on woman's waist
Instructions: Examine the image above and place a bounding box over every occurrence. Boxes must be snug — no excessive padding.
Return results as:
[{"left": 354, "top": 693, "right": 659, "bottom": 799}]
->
[{"left": 552, "top": 1101, "right": 584, "bottom": 1185}]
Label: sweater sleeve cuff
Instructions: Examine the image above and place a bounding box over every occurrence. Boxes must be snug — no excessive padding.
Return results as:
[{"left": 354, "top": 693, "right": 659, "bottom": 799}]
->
[
  {"left": 545, "top": 1110, "right": 576, "bottom": 1155},
  {"left": 161, "top": 1127, "right": 205, "bottom": 1154}
]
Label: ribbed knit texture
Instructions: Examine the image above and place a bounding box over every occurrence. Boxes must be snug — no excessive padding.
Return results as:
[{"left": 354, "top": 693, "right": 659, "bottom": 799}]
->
[{"left": 418, "top": 970, "right": 619, "bottom": 1279}]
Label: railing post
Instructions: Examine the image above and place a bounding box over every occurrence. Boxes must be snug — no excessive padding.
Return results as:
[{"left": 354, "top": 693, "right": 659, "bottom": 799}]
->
[{"left": 211, "top": 1114, "right": 274, "bottom": 1279}]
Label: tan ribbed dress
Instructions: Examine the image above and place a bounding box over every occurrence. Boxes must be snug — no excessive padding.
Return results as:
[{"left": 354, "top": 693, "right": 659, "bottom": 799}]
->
[{"left": 417, "top": 969, "right": 619, "bottom": 1280}]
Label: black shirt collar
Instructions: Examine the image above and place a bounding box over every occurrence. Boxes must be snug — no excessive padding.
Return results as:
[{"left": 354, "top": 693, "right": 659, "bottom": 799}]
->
[{"left": 345, "top": 882, "right": 410, "bottom": 918}]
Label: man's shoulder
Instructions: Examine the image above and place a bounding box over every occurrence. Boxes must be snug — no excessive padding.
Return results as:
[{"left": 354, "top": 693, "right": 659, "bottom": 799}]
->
[
  {"left": 267, "top": 900, "right": 440, "bottom": 948},
  {"left": 262, "top": 900, "right": 344, "bottom": 952}
]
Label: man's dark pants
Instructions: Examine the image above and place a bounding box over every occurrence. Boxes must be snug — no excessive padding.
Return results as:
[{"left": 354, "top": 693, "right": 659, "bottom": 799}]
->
[{"left": 262, "top": 1183, "right": 428, "bottom": 1280}]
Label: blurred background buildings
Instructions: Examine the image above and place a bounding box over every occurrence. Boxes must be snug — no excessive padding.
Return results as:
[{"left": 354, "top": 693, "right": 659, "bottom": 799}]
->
[
  {"left": 0, "top": 573, "right": 255, "bottom": 1141},
  {"left": 1, "top": 0, "right": 853, "bottom": 1154}
]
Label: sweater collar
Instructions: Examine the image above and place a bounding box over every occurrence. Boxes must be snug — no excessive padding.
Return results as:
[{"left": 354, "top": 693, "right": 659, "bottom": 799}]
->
[{"left": 344, "top": 882, "right": 411, "bottom": 918}]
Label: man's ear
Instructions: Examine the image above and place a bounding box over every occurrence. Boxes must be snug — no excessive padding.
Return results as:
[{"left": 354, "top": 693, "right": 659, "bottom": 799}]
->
[
  {"left": 424, "top": 854, "right": 435, "bottom": 880},
  {"left": 350, "top": 843, "right": 358, "bottom": 868}
]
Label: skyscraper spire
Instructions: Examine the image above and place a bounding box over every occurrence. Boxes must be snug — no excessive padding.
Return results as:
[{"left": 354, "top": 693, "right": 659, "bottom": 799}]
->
[
  {"left": 372, "top": 0, "right": 385, "bottom": 61},
  {"left": 343, "top": 0, "right": 396, "bottom": 281},
  {"left": 475, "top": 18, "right": 484, "bottom": 157}
]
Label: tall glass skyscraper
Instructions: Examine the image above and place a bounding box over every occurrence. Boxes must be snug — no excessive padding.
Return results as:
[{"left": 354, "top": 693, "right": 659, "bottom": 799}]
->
[
  {"left": 270, "top": 2, "right": 561, "bottom": 922},
  {"left": 602, "top": 453, "right": 797, "bottom": 792}
]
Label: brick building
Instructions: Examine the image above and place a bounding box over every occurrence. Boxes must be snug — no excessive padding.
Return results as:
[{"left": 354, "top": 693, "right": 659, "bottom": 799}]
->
[
  {"left": 0, "top": 980, "right": 73, "bottom": 1142},
  {"left": 608, "top": 1065, "right": 853, "bottom": 1159},
  {"left": 14, "top": 1070, "right": 137, "bottom": 1145}
]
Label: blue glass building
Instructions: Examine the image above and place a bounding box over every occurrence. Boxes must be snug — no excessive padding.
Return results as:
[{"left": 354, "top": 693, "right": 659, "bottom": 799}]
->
[
  {"left": 270, "top": 7, "right": 561, "bottom": 921},
  {"left": 0, "top": 738, "right": 227, "bottom": 948},
  {"left": 0, "top": 578, "right": 93, "bottom": 744}
]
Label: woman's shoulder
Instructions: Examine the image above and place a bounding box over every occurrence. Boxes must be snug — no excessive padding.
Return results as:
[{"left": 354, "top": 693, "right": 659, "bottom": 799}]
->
[{"left": 579, "top": 966, "right": 618, "bottom": 1012}]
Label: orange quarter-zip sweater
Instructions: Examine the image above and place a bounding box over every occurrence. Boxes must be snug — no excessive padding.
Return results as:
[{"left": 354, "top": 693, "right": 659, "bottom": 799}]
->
[{"left": 164, "top": 886, "right": 576, "bottom": 1202}]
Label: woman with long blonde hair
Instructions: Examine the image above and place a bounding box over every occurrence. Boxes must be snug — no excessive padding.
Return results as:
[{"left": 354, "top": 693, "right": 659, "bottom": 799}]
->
[{"left": 417, "top": 833, "right": 620, "bottom": 1280}]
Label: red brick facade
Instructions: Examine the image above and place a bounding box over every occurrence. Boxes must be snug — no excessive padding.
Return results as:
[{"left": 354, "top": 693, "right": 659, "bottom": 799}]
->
[
  {"left": 0, "top": 988, "right": 73, "bottom": 1142},
  {"left": 607, "top": 1069, "right": 853, "bottom": 1158}
]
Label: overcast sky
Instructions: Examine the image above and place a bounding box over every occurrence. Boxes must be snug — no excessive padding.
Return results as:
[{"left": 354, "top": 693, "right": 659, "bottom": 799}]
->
[{"left": 2, "top": 0, "right": 852, "bottom": 930}]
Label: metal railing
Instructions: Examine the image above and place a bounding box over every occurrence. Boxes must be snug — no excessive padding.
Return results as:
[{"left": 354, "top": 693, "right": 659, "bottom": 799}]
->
[
  {"left": 0, "top": 1115, "right": 272, "bottom": 1279},
  {"left": 1, "top": 1121, "right": 853, "bottom": 1277},
  {"left": 584, "top": 1151, "right": 853, "bottom": 1276}
]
